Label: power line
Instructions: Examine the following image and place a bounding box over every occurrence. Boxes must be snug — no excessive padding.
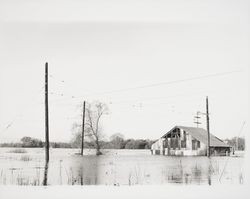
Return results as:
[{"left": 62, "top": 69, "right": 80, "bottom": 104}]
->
[
  {"left": 47, "top": 92, "right": 205, "bottom": 110},
  {"left": 94, "top": 70, "right": 241, "bottom": 95},
  {"left": 0, "top": 69, "right": 243, "bottom": 138},
  {"left": 48, "top": 69, "right": 242, "bottom": 102},
  {"left": 108, "top": 89, "right": 213, "bottom": 105}
]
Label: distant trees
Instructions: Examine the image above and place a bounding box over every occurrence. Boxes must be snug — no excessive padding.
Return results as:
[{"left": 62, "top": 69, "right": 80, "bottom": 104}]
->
[
  {"left": 0, "top": 142, "right": 23, "bottom": 148},
  {"left": 50, "top": 142, "right": 72, "bottom": 148},
  {"left": 0, "top": 137, "right": 73, "bottom": 148},
  {"left": 123, "top": 139, "right": 153, "bottom": 149},
  {"left": 21, "top": 136, "right": 43, "bottom": 147},
  {"left": 0, "top": 135, "right": 245, "bottom": 151},
  {"left": 109, "top": 133, "right": 125, "bottom": 149},
  {"left": 0, "top": 136, "right": 44, "bottom": 148},
  {"left": 70, "top": 130, "right": 155, "bottom": 150},
  {"left": 20, "top": 137, "right": 72, "bottom": 148},
  {"left": 225, "top": 137, "right": 245, "bottom": 151},
  {"left": 102, "top": 135, "right": 154, "bottom": 150}
]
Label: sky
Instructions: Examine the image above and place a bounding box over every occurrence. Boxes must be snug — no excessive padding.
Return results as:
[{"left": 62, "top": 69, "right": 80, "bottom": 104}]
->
[{"left": 0, "top": 0, "right": 249, "bottom": 143}]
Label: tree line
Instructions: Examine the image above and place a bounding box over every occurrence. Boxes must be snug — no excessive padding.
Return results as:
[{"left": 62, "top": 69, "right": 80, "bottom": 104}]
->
[
  {"left": 70, "top": 132, "right": 155, "bottom": 149},
  {"left": 0, "top": 135, "right": 155, "bottom": 150},
  {"left": 0, "top": 136, "right": 72, "bottom": 148},
  {"left": 0, "top": 135, "right": 245, "bottom": 151},
  {"left": 225, "top": 137, "right": 245, "bottom": 151}
]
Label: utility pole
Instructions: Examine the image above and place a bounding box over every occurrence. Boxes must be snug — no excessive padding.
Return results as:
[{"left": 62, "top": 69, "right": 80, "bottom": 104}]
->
[
  {"left": 81, "top": 101, "right": 86, "bottom": 156},
  {"left": 45, "top": 62, "right": 50, "bottom": 162},
  {"left": 206, "top": 96, "right": 210, "bottom": 157}
]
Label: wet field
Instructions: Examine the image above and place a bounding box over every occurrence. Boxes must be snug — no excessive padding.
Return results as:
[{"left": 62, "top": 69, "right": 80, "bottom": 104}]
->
[{"left": 0, "top": 148, "right": 244, "bottom": 186}]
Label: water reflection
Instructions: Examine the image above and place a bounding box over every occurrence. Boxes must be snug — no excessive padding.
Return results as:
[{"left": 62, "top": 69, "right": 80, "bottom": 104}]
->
[
  {"left": 42, "top": 161, "right": 49, "bottom": 186},
  {"left": 67, "top": 155, "right": 99, "bottom": 185},
  {"left": 208, "top": 159, "right": 213, "bottom": 185},
  {"left": 70, "top": 156, "right": 227, "bottom": 186},
  {"left": 167, "top": 160, "right": 184, "bottom": 184},
  {"left": 34, "top": 156, "right": 246, "bottom": 186},
  {"left": 0, "top": 149, "right": 244, "bottom": 186},
  {"left": 191, "top": 164, "right": 202, "bottom": 184},
  {"left": 164, "top": 158, "right": 219, "bottom": 185}
]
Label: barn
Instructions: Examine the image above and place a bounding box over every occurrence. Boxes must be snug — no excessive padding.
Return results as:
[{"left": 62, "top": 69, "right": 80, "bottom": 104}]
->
[{"left": 151, "top": 126, "right": 231, "bottom": 156}]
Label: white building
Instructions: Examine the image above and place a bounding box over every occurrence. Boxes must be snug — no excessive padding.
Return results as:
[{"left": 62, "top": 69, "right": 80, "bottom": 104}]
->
[{"left": 151, "top": 126, "right": 231, "bottom": 156}]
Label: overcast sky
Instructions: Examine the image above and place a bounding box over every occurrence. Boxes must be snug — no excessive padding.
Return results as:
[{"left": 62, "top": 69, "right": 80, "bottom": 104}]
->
[{"left": 0, "top": 0, "right": 249, "bottom": 142}]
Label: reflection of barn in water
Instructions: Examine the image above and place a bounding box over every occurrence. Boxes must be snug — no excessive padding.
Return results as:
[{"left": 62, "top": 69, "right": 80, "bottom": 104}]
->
[{"left": 151, "top": 126, "right": 231, "bottom": 156}]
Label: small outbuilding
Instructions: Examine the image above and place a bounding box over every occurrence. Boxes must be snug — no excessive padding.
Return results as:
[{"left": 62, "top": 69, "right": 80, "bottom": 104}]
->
[{"left": 151, "top": 126, "right": 231, "bottom": 156}]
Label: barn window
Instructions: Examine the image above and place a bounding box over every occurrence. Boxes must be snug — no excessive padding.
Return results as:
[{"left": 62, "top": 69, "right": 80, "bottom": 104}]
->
[
  {"left": 192, "top": 140, "right": 200, "bottom": 150},
  {"left": 192, "top": 140, "right": 196, "bottom": 150},
  {"left": 197, "top": 141, "right": 200, "bottom": 148},
  {"left": 164, "top": 140, "right": 168, "bottom": 148},
  {"left": 170, "top": 138, "right": 178, "bottom": 149},
  {"left": 181, "top": 140, "right": 186, "bottom": 148},
  {"left": 181, "top": 131, "right": 186, "bottom": 148}
]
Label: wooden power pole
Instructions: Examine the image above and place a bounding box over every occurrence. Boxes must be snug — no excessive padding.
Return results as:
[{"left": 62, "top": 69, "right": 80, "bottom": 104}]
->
[
  {"left": 206, "top": 96, "right": 210, "bottom": 157},
  {"left": 45, "top": 62, "right": 50, "bottom": 162},
  {"left": 81, "top": 101, "right": 86, "bottom": 156}
]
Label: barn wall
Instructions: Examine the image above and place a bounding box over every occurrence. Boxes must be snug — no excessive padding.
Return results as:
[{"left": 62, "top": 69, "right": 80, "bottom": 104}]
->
[
  {"left": 161, "top": 133, "right": 207, "bottom": 156},
  {"left": 186, "top": 133, "right": 192, "bottom": 150},
  {"left": 151, "top": 128, "right": 229, "bottom": 156},
  {"left": 151, "top": 138, "right": 164, "bottom": 155}
]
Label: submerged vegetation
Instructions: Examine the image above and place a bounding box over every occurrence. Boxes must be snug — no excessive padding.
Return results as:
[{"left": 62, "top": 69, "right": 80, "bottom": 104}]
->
[
  {"left": 20, "top": 155, "right": 32, "bottom": 161},
  {"left": 0, "top": 148, "right": 244, "bottom": 186},
  {"left": 8, "top": 148, "right": 27, "bottom": 153}
]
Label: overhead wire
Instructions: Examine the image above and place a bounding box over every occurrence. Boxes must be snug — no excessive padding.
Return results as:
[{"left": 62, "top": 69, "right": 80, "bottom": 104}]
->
[
  {"left": 47, "top": 69, "right": 243, "bottom": 103},
  {"left": 1, "top": 69, "right": 244, "bottom": 138}
]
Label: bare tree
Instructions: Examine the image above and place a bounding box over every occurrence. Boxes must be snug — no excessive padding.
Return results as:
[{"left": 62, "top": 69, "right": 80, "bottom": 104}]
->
[{"left": 84, "top": 101, "right": 108, "bottom": 155}]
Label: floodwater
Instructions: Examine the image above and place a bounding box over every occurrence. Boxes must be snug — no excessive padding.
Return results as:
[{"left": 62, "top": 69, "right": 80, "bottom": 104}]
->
[{"left": 0, "top": 148, "right": 244, "bottom": 186}]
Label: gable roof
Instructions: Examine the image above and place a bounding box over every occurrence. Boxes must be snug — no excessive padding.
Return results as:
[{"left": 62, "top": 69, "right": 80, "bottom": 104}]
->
[{"left": 162, "top": 126, "right": 230, "bottom": 147}]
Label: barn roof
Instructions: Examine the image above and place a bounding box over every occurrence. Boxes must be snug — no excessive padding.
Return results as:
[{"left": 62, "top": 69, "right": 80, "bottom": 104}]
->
[{"left": 161, "top": 126, "right": 230, "bottom": 147}]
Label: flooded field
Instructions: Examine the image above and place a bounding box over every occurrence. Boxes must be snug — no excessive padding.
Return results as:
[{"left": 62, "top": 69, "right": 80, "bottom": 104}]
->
[{"left": 0, "top": 148, "right": 244, "bottom": 186}]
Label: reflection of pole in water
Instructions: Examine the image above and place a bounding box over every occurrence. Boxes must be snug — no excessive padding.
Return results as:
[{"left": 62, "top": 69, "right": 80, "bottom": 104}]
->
[
  {"left": 179, "top": 160, "right": 184, "bottom": 184},
  {"left": 208, "top": 159, "right": 212, "bottom": 185},
  {"left": 192, "top": 164, "right": 202, "bottom": 184},
  {"left": 42, "top": 162, "right": 49, "bottom": 186},
  {"left": 78, "top": 165, "right": 84, "bottom": 185},
  {"left": 239, "top": 172, "right": 243, "bottom": 184},
  {"left": 59, "top": 160, "right": 62, "bottom": 185}
]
